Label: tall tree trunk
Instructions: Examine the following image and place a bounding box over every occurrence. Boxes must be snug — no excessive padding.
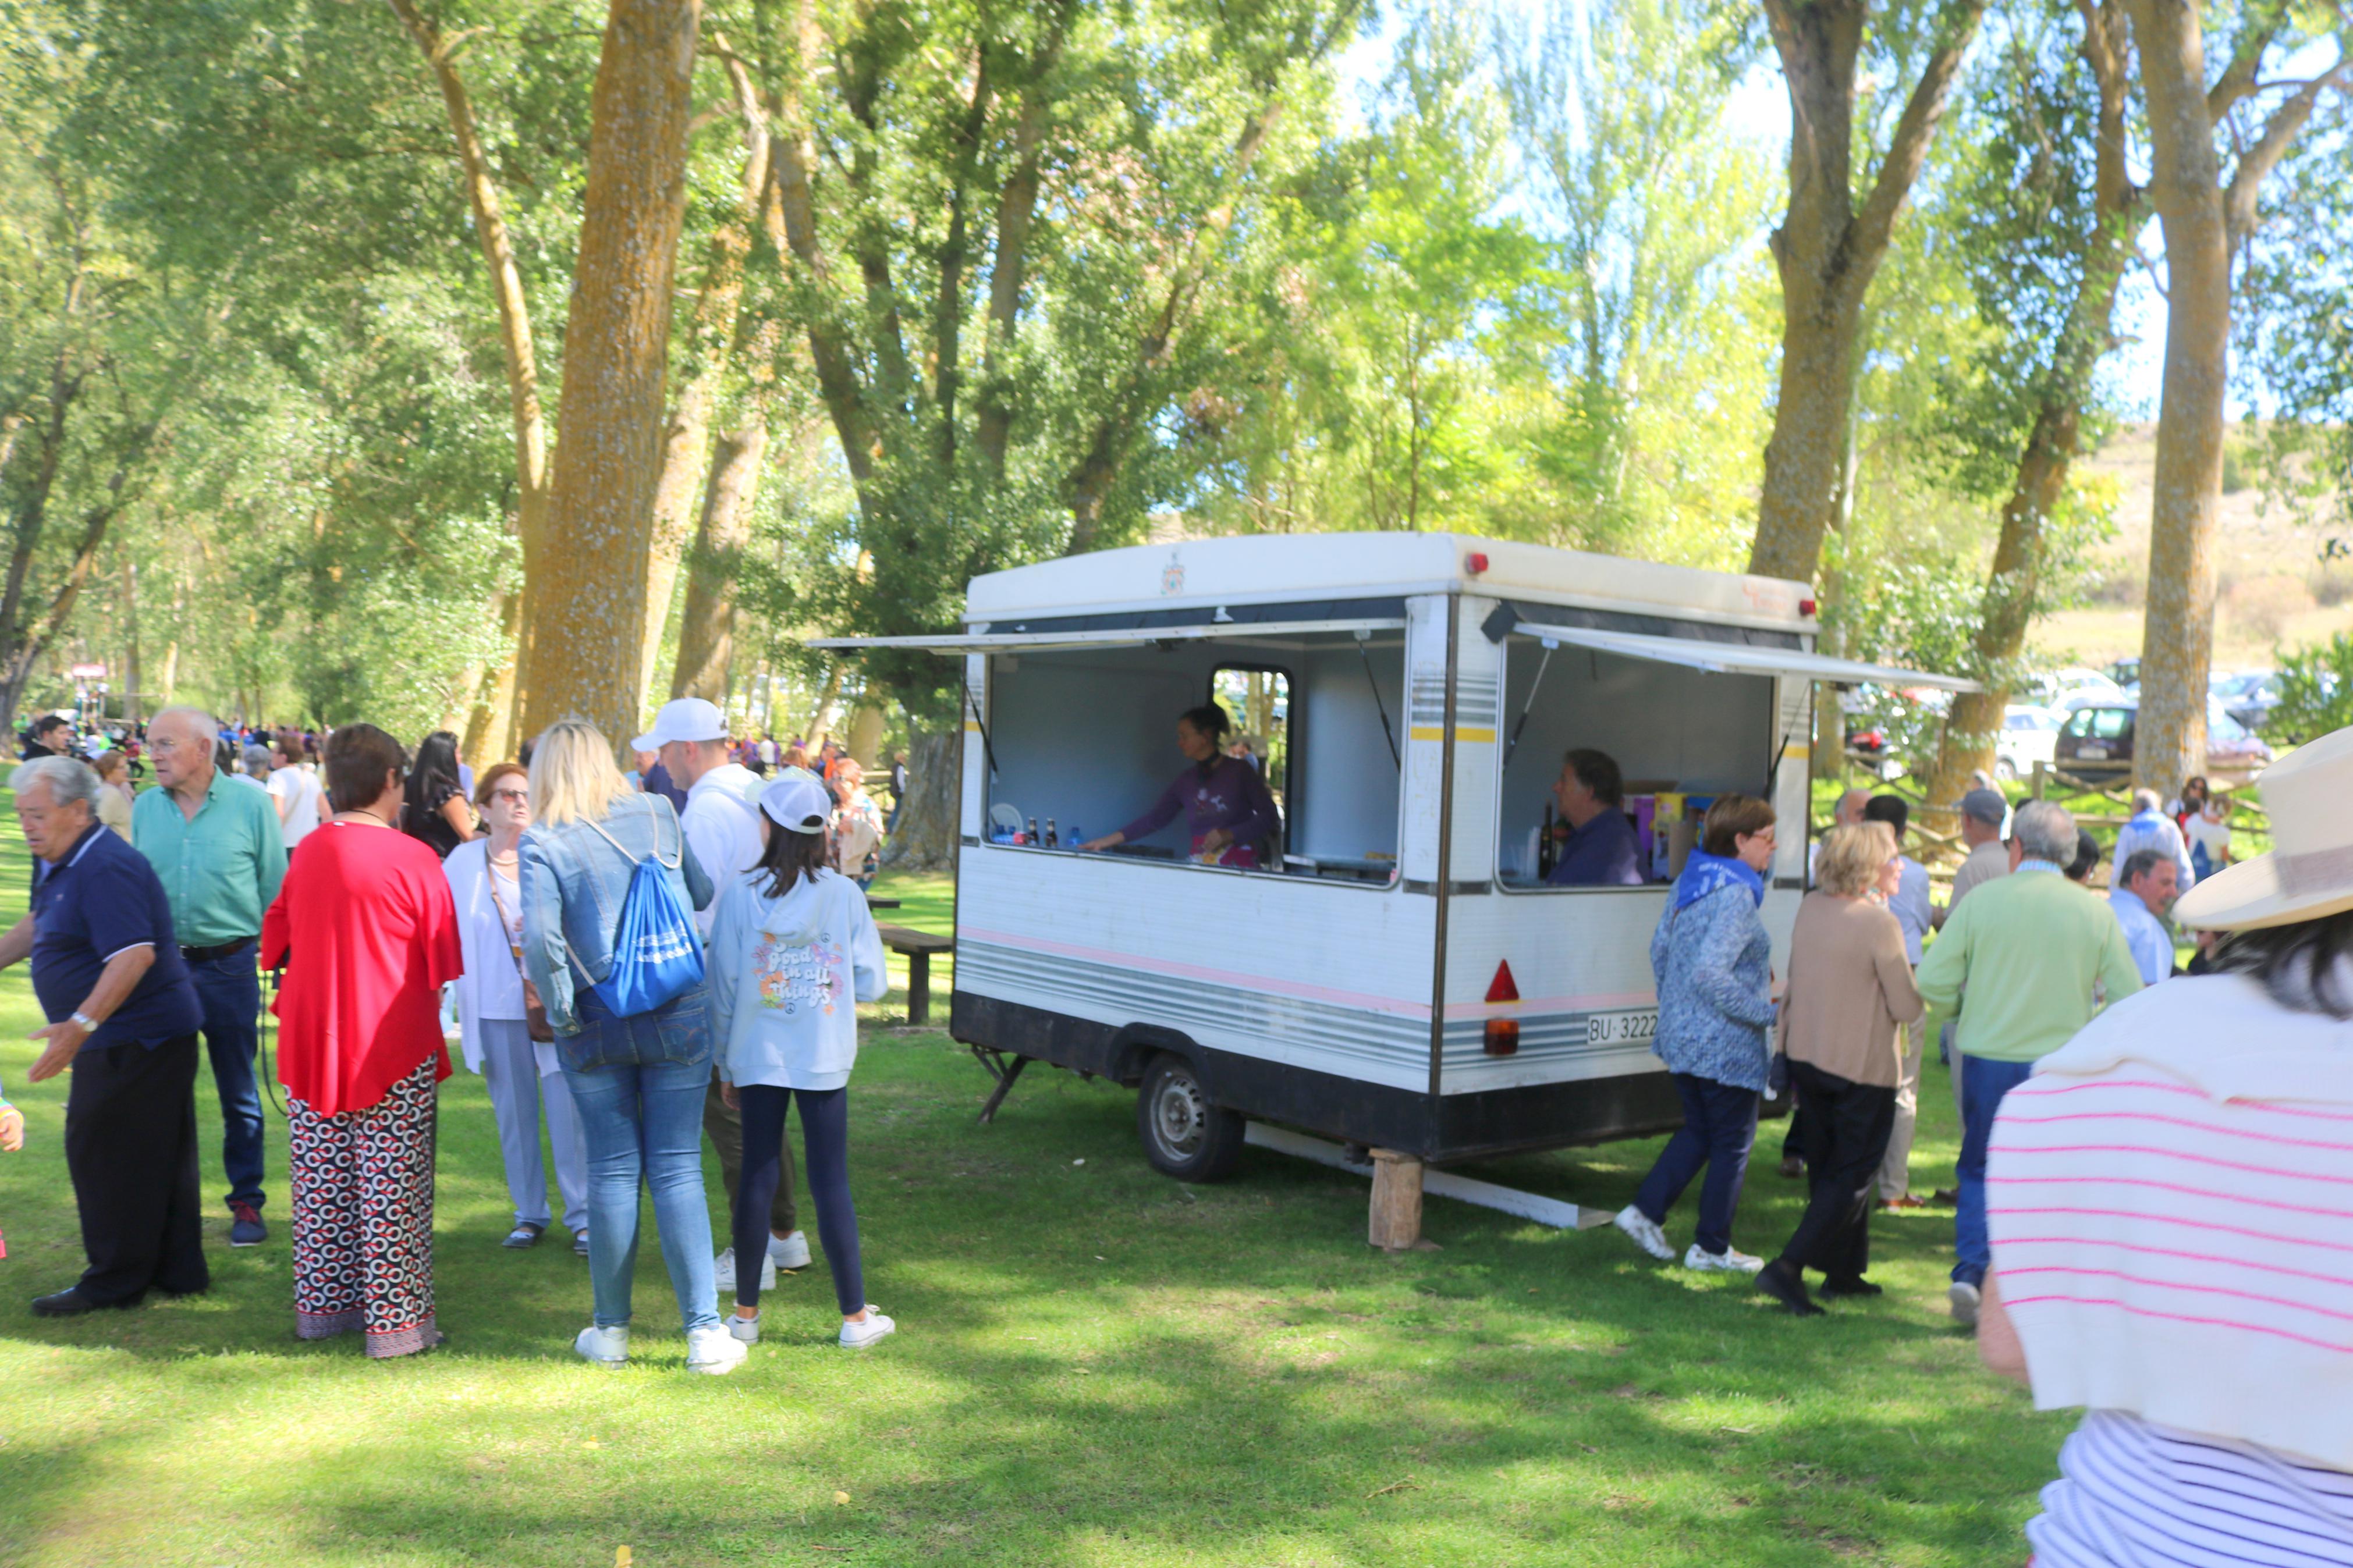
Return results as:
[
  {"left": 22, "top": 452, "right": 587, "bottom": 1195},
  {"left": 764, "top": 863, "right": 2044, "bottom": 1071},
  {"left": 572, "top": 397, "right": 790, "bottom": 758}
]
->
[
  {"left": 879, "top": 719, "right": 960, "bottom": 871},
  {"left": 636, "top": 45, "right": 771, "bottom": 708},
  {"left": 1922, "top": 0, "right": 2142, "bottom": 813},
  {"left": 121, "top": 554, "right": 142, "bottom": 725},
  {"left": 2125, "top": 0, "right": 2231, "bottom": 795},
  {"left": 460, "top": 592, "right": 526, "bottom": 760},
  {"left": 521, "top": 0, "right": 703, "bottom": 744},
  {"left": 2124, "top": 0, "right": 2344, "bottom": 793},
  {"left": 670, "top": 415, "right": 769, "bottom": 701},
  {"left": 1746, "top": 0, "right": 1985, "bottom": 584},
  {"left": 386, "top": 0, "right": 551, "bottom": 765}
]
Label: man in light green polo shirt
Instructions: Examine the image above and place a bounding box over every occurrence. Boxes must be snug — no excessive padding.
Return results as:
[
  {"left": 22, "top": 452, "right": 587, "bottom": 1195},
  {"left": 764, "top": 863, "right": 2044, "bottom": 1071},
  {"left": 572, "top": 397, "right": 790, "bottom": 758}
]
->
[
  {"left": 1916, "top": 797, "right": 2141, "bottom": 1329},
  {"left": 132, "top": 706, "right": 286, "bottom": 1248}
]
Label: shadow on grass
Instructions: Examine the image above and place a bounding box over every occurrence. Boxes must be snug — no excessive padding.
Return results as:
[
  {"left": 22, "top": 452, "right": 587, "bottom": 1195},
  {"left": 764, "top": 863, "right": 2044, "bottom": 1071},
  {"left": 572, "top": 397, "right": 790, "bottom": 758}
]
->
[{"left": 0, "top": 1025, "right": 2052, "bottom": 1567}]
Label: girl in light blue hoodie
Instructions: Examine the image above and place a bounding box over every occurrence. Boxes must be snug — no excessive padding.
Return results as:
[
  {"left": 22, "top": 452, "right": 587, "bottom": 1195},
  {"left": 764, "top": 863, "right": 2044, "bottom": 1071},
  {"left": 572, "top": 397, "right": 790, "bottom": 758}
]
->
[{"left": 710, "top": 773, "right": 892, "bottom": 1347}]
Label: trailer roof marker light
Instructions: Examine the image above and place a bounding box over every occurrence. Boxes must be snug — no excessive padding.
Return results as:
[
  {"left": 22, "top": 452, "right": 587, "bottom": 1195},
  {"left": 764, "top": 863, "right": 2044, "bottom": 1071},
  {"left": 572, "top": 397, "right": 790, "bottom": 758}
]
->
[
  {"left": 1800, "top": 596, "right": 1818, "bottom": 617},
  {"left": 1484, "top": 961, "right": 1520, "bottom": 1057},
  {"left": 1465, "top": 552, "right": 1489, "bottom": 574}
]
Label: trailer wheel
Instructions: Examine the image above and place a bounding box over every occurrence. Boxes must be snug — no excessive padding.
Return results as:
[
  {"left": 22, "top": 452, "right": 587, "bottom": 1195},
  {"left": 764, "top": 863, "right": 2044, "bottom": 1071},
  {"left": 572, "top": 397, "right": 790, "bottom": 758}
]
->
[{"left": 1136, "top": 1053, "right": 1245, "bottom": 1182}]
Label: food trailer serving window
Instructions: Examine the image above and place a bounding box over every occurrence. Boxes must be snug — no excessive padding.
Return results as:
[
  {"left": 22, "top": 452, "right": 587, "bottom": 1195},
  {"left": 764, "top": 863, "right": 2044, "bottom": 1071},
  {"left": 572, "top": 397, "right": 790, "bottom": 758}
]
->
[
  {"left": 1490, "top": 618, "right": 1980, "bottom": 889},
  {"left": 808, "top": 618, "right": 1409, "bottom": 883}
]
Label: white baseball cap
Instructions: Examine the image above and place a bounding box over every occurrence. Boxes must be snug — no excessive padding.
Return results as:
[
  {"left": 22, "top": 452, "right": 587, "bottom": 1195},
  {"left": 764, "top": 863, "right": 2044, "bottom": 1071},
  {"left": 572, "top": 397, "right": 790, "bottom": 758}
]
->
[
  {"left": 758, "top": 772, "right": 834, "bottom": 833},
  {"left": 629, "top": 697, "right": 727, "bottom": 754}
]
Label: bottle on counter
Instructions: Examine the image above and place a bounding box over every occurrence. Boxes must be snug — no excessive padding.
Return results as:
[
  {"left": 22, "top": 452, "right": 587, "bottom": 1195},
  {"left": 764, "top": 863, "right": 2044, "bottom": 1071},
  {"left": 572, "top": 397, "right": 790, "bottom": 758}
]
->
[
  {"left": 1066, "top": 824, "right": 1082, "bottom": 849},
  {"left": 1026, "top": 817, "right": 1040, "bottom": 846},
  {"left": 1045, "top": 818, "right": 1059, "bottom": 848}
]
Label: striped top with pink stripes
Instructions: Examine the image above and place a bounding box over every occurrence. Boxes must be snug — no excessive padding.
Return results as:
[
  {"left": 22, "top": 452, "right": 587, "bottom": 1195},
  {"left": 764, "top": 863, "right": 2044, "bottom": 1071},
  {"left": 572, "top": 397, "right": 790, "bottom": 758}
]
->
[{"left": 1988, "top": 971, "right": 2353, "bottom": 1559}]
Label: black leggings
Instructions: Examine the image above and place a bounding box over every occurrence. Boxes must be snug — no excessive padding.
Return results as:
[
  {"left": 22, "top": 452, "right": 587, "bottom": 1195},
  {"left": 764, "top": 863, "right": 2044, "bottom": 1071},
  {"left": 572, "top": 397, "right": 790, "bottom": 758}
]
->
[{"left": 733, "top": 1085, "right": 862, "bottom": 1316}]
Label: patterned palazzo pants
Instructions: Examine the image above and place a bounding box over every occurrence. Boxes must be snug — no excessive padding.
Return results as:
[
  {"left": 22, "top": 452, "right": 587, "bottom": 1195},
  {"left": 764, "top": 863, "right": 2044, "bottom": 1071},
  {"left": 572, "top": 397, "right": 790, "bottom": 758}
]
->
[{"left": 289, "top": 1058, "right": 439, "bottom": 1357}]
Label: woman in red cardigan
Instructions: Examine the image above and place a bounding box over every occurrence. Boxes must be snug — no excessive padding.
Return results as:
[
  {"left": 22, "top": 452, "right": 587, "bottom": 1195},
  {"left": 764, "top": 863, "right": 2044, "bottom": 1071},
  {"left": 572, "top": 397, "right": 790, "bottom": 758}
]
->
[{"left": 262, "top": 723, "right": 463, "bottom": 1357}]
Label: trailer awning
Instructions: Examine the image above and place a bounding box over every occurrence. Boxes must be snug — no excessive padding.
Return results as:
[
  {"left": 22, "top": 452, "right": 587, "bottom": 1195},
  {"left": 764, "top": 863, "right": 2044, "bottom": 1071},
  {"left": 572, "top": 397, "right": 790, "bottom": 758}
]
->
[
  {"left": 805, "top": 617, "right": 1406, "bottom": 655},
  {"left": 1508, "top": 620, "right": 1980, "bottom": 693}
]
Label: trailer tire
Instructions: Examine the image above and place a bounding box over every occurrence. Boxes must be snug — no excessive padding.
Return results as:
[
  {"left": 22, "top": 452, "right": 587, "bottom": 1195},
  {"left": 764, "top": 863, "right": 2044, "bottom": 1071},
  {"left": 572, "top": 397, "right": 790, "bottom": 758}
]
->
[{"left": 1136, "top": 1053, "right": 1246, "bottom": 1182}]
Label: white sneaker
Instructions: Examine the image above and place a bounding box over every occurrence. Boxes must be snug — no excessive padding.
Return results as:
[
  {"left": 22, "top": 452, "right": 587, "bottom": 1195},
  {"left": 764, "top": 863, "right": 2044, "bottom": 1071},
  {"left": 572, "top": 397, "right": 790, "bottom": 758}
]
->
[
  {"left": 1949, "top": 1281, "right": 1982, "bottom": 1328},
  {"left": 1684, "top": 1243, "right": 1766, "bottom": 1274},
  {"left": 1613, "top": 1204, "right": 1675, "bottom": 1261},
  {"left": 839, "top": 1309, "right": 896, "bottom": 1349},
  {"left": 686, "top": 1324, "right": 750, "bottom": 1374},
  {"left": 574, "top": 1324, "right": 628, "bottom": 1367},
  {"left": 768, "top": 1230, "right": 811, "bottom": 1271},
  {"left": 713, "top": 1246, "right": 777, "bottom": 1294},
  {"left": 726, "top": 1311, "right": 760, "bottom": 1345}
]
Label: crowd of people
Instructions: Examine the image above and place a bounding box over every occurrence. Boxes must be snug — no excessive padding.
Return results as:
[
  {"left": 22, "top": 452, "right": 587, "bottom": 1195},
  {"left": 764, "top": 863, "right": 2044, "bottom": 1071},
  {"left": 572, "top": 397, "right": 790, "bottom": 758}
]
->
[
  {"left": 5, "top": 697, "right": 2348, "bottom": 1560},
  {"left": 0, "top": 699, "right": 906, "bottom": 1371},
  {"left": 1593, "top": 737, "right": 2353, "bottom": 1562}
]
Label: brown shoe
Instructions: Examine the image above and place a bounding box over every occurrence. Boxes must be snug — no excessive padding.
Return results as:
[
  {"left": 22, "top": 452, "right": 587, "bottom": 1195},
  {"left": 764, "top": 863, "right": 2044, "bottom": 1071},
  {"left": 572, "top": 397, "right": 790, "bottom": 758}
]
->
[
  {"left": 1879, "top": 1194, "right": 1927, "bottom": 1211},
  {"left": 1778, "top": 1155, "right": 1804, "bottom": 1179},
  {"left": 1931, "top": 1188, "right": 1959, "bottom": 1206}
]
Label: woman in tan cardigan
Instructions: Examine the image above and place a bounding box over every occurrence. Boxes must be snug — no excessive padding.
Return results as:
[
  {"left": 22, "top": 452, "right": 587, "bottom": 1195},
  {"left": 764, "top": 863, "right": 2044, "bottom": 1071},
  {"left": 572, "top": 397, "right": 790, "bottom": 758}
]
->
[{"left": 1756, "top": 821, "right": 1923, "bottom": 1316}]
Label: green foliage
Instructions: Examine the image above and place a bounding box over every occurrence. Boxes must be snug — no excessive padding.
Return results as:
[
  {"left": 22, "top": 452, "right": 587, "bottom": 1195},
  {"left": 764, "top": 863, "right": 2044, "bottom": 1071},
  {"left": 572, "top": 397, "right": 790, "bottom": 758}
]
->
[{"left": 2270, "top": 631, "right": 2353, "bottom": 742}]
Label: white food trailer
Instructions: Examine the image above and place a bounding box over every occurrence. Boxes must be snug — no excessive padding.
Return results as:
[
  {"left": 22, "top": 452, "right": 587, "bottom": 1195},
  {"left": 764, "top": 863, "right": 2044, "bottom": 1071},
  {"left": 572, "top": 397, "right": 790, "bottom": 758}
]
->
[{"left": 814, "top": 534, "right": 1971, "bottom": 1219}]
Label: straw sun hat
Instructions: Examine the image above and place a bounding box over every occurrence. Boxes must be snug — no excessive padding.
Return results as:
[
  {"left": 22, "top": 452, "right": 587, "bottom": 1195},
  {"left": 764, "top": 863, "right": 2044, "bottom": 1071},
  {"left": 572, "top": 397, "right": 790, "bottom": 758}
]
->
[{"left": 2173, "top": 723, "right": 2353, "bottom": 931}]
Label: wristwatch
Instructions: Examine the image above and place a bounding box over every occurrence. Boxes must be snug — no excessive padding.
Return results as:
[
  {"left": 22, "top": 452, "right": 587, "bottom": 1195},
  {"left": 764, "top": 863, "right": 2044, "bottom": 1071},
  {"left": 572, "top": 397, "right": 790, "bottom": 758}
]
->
[{"left": 69, "top": 1011, "right": 99, "bottom": 1034}]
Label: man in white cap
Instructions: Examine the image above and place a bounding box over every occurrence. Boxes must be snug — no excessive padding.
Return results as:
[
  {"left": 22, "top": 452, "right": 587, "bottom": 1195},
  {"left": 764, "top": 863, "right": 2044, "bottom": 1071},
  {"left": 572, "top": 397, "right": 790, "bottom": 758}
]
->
[{"left": 629, "top": 696, "right": 811, "bottom": 1286}]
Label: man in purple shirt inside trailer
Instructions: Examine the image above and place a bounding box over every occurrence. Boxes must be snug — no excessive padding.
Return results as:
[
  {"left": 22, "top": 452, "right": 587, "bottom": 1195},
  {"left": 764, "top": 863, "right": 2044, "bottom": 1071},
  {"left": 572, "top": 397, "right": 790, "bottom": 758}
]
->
[
  {"left": 1545, "top": 748, "right": 1646, "bottom": 887},
  {"left": 1078, "top": 705, "right": 1280, "bottom": 867}
]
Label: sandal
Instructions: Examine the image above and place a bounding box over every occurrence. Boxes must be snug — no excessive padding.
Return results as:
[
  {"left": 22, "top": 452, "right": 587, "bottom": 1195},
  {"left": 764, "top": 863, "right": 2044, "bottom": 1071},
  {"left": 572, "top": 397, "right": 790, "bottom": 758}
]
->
[{"left": 502, "top": 1222, "right": 545, "bottom": 1250}]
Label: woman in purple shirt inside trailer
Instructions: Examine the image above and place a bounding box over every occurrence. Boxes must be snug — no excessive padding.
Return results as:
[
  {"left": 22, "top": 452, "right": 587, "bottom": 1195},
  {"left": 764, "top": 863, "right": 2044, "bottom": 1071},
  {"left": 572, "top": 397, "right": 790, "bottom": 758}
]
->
[{"left": 1077, "top": 705, "right": 1280, "bottom": 868}]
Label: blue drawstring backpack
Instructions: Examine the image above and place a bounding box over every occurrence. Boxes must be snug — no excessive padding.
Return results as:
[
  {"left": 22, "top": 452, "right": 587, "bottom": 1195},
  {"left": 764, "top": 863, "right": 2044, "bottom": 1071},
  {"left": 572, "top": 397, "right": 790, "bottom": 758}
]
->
[{"left": 581, "top": 812, "right": 705, "bottom": 1017}]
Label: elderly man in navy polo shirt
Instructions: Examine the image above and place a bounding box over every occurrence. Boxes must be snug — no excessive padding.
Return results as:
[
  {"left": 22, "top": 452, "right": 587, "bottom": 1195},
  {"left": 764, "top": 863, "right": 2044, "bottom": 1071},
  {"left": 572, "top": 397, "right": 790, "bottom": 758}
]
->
[
  {"left": 2, "top": 755, "right": 206, "bottom": 1315},
  {"left": 1545, "top": 748, "right": 1646, "bottom": 886}
]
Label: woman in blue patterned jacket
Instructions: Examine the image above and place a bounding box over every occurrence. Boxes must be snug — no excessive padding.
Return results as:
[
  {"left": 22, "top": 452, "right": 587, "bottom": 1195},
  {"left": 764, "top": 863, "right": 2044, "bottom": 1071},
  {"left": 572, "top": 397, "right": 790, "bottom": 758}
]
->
[{"left": 1613, "top": 794, "right": 1779, "bottom": 1274}]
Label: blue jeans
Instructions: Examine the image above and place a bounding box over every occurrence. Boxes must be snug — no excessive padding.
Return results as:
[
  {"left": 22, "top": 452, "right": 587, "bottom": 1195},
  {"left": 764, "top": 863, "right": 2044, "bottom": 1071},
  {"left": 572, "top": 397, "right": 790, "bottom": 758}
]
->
[
  {"left": 734, "top": 1086, "right": 862, "bottom": 1317},
  {"left": 189, "top": 944, "right": 264, "bottom": 1211},
  {"left": 1953, "top": 1053, "right": 2038, "bottom": 1287},
  {"left": 557, "top": 988, "right": 719, "bottom": 1332},
  {"left": 1632, "top": 1072, "right": 1760, "bottom": 1256}
]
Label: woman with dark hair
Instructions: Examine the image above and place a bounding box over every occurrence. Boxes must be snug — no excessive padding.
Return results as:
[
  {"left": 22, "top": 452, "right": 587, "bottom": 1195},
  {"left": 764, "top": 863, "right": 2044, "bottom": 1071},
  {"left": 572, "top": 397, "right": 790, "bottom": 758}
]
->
[
  {"left": 261, "top": 722, "right": 464, "bottom": 1357},
  {"left": 1614, "top": 794, "right": 1779, "bottom": 1274},
  {"left": 709, "top": 772, "right": 890, "bottom": 1347},
  {"left": 1076, "top": 703, "right": 1280, "bottom": 867},
  {"left": 1978, "top": 725, "right": 2353, "bottom": 1565},
  {"left": 401, "top": 730, "right": 478, "bottom": 859}
]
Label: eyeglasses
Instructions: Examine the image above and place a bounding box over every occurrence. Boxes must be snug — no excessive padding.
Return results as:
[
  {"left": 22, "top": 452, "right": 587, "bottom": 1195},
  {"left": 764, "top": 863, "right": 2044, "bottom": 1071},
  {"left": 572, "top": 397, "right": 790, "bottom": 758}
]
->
[{"left": 489, "top": 788, "right": 528, "bottom": 804}]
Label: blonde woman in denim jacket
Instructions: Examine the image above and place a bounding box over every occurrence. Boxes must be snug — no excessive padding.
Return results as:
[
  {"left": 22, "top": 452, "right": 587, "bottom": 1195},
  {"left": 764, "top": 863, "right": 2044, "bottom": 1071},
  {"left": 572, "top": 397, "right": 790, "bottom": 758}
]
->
[{"left": 517, "top": 720, "right": 741, "bottom": 1374}]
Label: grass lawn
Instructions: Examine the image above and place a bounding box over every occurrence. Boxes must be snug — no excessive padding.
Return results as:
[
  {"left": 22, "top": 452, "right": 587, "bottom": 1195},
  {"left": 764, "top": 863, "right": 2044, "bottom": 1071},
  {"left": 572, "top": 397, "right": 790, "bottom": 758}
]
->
[{"left": 0, "top": 830, "right": 2067, "bottom": 1566}]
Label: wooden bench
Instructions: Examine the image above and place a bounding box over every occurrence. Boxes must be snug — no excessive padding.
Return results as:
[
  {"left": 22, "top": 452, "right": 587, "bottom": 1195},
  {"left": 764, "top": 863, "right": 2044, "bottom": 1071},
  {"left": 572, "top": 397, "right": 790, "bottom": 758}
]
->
[{"left": 876, "top": 923, "right": 954, "bottom": 1025}]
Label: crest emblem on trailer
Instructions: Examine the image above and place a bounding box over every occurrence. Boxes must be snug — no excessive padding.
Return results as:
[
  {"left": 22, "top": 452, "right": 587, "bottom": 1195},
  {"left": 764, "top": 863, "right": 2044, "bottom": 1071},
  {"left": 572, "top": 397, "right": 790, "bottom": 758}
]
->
[{"left": 1160, "top": 553, "right": 1185, "bottom": 597}]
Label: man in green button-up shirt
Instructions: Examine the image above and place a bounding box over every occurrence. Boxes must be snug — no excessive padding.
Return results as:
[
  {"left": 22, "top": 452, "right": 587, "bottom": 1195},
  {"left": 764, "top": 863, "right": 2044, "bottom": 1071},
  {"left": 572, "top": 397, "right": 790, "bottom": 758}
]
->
[
  {"left": 132, "top": 707, "right": 287, "bottom": 1247},
  {"left": 1915, "top": 797, "right": 2141, "bottom": 1331}
]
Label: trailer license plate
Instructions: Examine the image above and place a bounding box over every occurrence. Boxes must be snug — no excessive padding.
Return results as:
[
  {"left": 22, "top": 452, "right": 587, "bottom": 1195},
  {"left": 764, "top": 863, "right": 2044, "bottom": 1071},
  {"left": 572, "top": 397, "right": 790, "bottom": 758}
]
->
[{"left": 1586, "top": 1009, "right": 1658, "bottom": 1046}]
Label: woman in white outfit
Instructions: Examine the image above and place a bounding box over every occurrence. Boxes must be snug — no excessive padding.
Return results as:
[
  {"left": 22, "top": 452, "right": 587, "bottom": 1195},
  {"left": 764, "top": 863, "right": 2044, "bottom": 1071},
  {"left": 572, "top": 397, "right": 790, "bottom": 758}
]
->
[{"left": 445, "top": 762, "right": 588, "bottom": 1253}]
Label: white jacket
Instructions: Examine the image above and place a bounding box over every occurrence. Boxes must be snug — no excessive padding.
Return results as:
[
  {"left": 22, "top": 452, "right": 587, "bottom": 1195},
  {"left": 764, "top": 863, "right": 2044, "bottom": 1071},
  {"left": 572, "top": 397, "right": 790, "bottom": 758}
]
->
[
  {"left": 1991, "top": 971, "right": 2353, "bottom": 1469},
  {"left": 443, "top": 839, "right": 555, "bottom": 1077},
  {"left": 708, "top": 866, "right": 887, "bottom": 1090}
]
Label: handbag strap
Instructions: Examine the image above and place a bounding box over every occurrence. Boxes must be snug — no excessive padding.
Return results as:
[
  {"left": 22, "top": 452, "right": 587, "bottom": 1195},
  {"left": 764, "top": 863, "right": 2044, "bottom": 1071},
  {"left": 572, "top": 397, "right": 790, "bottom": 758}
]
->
[{"left": 483, "top": 857, "right": 531, "bottom": 982}]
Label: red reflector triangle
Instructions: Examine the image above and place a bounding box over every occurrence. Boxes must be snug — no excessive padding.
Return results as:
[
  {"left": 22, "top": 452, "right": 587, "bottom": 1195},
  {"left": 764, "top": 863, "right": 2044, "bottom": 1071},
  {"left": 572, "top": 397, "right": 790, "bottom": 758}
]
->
[{"left": 1486, "top": 960, "right": 1520, "bottom": 1004}]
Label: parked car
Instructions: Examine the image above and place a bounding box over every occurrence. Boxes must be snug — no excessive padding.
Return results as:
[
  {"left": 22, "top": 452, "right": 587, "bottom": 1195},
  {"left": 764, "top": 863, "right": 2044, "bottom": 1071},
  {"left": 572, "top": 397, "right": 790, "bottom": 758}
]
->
[
  {"left": 2108, "top": 656, "right": 2139, "bottom": 688},
  {"left": 1994, "top": 703, "right": 2065, "bottom": 782},
  {"left": 2210, "top": 669, "right": 2280, "bottom": 734},
  {"left": 2054, "top": 700, "right": 2275, "bottom": 783},
  {"left": 2026, "top": 667, "right": 2128, "bottom": 712}
]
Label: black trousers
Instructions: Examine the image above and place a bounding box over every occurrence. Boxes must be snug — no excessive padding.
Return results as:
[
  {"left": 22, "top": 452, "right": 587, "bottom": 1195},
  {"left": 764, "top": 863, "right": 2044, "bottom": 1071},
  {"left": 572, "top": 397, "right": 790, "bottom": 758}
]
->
[
  {"left": 1777, "top": 1059, "right": 1896, "bottom": 1283},
  {"left": 65, "top": 1033, "right": 208, "bottom": 1303}
]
